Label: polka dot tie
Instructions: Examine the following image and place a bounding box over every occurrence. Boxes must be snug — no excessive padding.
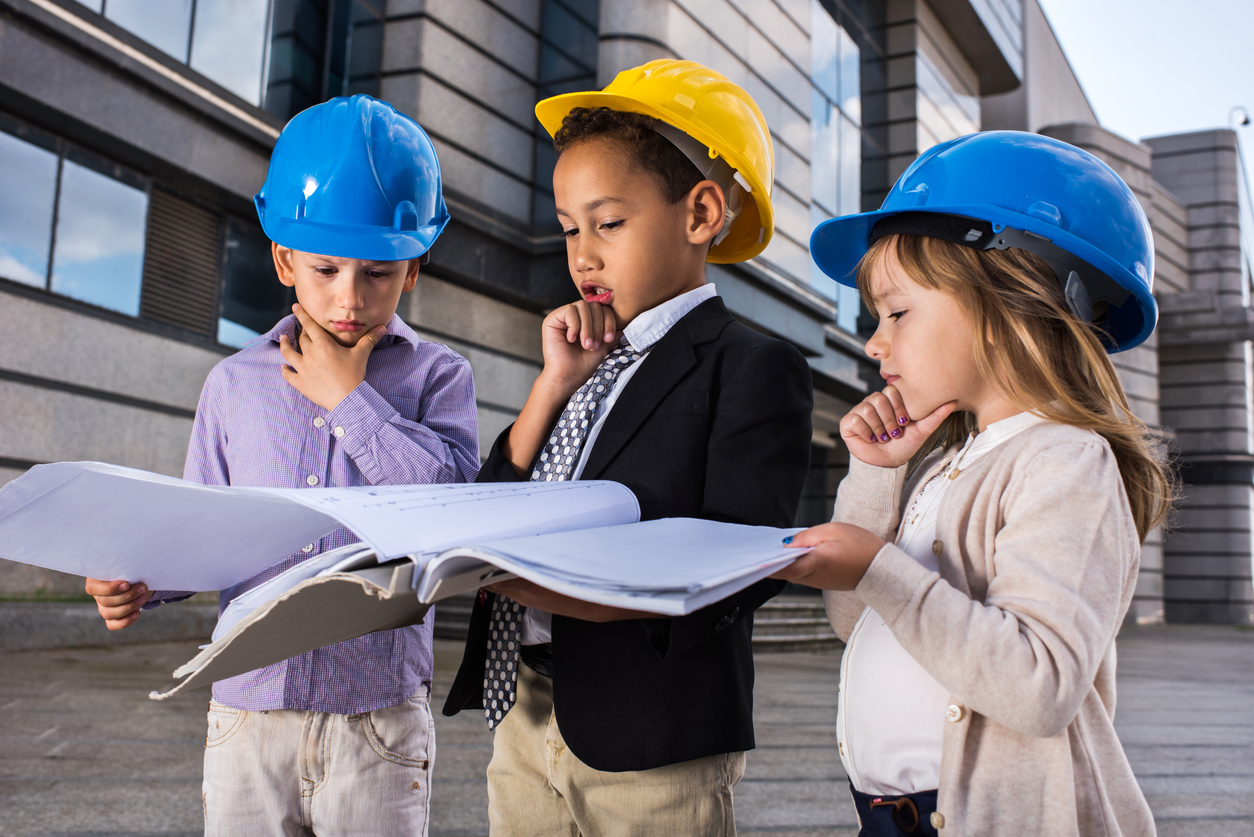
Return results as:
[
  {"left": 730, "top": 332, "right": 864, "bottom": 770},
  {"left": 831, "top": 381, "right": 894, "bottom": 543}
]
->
[{"left": 483, "top": 338, "right": 643, "bottom": 729}]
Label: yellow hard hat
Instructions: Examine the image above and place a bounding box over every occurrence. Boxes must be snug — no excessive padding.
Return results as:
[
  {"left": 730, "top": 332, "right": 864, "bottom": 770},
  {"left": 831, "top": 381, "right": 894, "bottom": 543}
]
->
[{"left": 535, "top": 59, "right": 775, "bottom": 264}]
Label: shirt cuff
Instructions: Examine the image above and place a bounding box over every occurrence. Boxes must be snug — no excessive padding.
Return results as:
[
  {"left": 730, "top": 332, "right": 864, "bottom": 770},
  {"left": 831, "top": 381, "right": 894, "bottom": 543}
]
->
[
  {"left": 140, "top": 591, "right": 195, "bottom": 611},
  {"left": 325, "top": 381, "right": 398, "bottom": 454},
  {"left": 853, "top": 542, "right": 934, "bottom": 626}
]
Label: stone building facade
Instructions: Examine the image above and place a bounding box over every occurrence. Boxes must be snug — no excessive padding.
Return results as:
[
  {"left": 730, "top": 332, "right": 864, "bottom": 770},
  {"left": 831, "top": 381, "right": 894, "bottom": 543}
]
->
[{"left": 0, "top": 0, "right": 1250, "bottom": 624}]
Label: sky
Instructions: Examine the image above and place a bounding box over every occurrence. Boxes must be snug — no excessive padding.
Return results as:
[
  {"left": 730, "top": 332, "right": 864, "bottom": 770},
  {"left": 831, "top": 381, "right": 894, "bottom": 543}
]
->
[{"left": 1034, "top": 0, "right": 1254, "bottom": 186}]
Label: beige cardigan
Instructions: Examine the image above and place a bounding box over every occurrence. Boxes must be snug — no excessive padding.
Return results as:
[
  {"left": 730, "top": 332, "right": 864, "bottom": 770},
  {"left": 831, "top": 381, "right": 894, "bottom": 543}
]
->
[{"left": 825, "top": 421, "right": 1155, "bottom": 836}]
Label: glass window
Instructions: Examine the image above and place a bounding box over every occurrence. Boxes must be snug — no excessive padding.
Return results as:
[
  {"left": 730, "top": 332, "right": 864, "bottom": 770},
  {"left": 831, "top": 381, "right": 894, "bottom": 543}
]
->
[
  {"left": 838, "top": 27, "right": 861, "bottom": 125},
  {"left": 810, "top": 0, "right": 839, "bottom": 102},
  {"left": 104, "top": 0, "right": 194, "bottom": 61},
  {"left": 809, "top": 204, "right": 836, "bottom": 300},
  {"left": 839, "top": 115, "right": 861, "bottom": 216},
  {"left": 0, "top": 130, "right": 58, "bottom": 288},
  {"left": 218, "top": 216, "right": 292, "bottom": 347},
  {"left": 74, "top": 0, "right": 105, "bottom": 11},
  {"left": 50, "top": 158, "right": 149, "bottom": 316},
  {"left": 189, "top": 0, "right": 271, "bottom": 105},
  {"left": 811, "top": 89, "right": 838, "bottom": 216}
]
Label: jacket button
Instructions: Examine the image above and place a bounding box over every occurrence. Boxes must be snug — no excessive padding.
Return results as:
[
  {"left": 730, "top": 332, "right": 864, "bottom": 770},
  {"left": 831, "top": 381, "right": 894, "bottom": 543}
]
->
[
  {"left": 932, "top": 539, "right": 943, "bottom": 556},
  {"left": 945, "top": 704, "right": 965, "bottom": 723},
  {"left": 930, "top": 811, "right": 945, "bottom": 829}
]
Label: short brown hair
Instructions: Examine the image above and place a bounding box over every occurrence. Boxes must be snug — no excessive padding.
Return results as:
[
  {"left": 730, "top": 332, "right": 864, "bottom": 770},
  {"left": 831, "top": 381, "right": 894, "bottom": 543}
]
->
[{"left": 552, "top": 107, "right": 702, "bottom": 203}]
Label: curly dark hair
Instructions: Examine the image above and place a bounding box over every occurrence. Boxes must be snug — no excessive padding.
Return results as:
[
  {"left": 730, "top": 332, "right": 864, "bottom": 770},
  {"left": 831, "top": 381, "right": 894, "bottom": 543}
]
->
[{"left": 551, "top": 107, "right": 703, "bottom": 204}]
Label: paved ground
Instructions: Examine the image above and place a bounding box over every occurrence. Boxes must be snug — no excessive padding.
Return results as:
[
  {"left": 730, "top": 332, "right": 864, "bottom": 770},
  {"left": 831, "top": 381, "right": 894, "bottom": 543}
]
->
[{"left": 0, "top": 624, "right": 1249, "bottom": 836}]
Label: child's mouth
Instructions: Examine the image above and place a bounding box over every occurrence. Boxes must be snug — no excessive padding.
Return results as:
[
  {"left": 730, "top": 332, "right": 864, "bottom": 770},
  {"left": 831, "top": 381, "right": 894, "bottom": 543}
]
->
[{"left": 581, "top": 284, "right": 613, "bottom": 304}]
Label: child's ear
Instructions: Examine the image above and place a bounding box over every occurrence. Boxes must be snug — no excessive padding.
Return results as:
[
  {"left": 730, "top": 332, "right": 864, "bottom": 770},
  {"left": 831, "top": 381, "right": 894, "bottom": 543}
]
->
[
  {"left": 272, "top": 242, "right": 296, "bottom": 288},
  {"left": 402, "top": 257, "right": 421, "bottom": 293},
  {"left": 686, "top": 181, "right": 727, "bottom": 247}
]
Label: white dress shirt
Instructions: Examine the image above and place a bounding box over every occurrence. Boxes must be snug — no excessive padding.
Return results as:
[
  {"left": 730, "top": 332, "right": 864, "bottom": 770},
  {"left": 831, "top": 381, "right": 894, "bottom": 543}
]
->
[
  {"left": 520, "top": 283, "right": 719, "bottom": 645},
  {"left": 837, "top": 410, "right": 1046, "bottom": 795}
]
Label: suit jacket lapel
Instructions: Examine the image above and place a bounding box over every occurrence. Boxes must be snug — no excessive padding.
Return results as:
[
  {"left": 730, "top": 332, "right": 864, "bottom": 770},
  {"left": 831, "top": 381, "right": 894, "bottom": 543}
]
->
[{"left": 579, "top": 297, "right": 730, "bottom": 480}]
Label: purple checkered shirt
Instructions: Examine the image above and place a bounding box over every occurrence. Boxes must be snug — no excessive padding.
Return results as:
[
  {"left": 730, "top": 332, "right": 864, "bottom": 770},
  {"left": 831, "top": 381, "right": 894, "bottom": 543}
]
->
[{"left": 151, "top": 313, "right": 479, "bottom": 714}]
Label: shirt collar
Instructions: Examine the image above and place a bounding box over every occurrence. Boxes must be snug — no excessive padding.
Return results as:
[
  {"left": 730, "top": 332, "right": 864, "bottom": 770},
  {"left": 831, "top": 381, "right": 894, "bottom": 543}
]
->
[
  {"left": 622, "top": 284, "right": 718, "bottom": 352},
  {"left": 258, "top": 313, "right": 418, "bottom": 351},
  {"left": 965, "top": 410, "right": 1047, "bottom": 460}
]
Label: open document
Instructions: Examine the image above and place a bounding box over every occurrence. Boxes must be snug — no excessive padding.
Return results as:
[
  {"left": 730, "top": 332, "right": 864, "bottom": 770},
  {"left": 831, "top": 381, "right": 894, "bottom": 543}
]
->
[{"left": 0, "top": 463, "right": 807, "bottom": 699}]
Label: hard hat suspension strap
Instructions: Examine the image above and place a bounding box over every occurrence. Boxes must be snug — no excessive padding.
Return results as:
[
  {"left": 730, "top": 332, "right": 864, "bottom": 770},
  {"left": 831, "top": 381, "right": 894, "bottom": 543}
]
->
[
  {"left": 870, "top": 212, "right": 1131, "bottom": 326},
  {"left": 651, "top": 121, "right": 744, "bottom": 246}
]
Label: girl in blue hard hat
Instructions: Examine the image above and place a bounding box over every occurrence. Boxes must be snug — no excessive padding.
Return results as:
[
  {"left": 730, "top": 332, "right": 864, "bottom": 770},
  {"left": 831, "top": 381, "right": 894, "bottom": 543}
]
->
[{"left": 773, "top": 131, "right": 1172, "bottom": 837}]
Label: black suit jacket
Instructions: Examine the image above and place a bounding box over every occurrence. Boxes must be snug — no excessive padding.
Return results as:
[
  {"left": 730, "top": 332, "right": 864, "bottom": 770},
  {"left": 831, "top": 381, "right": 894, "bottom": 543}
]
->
[{"left": 444, "top": 297, "right": 813, "bottom": 771}]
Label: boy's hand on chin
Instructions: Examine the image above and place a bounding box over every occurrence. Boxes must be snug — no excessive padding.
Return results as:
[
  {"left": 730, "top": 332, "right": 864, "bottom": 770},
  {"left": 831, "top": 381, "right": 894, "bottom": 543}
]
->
[
  {"left": 770, "top": 523, "right": 886, "bottom": 591},
  {"left": 280, "top": 304, "right": 385, "bottom": 412},
  {"left": 538, "top": 301, "right": 619, "bottom": 397},
  {"left": 841, "top": 388, "right": 956, "bottom": 469}
]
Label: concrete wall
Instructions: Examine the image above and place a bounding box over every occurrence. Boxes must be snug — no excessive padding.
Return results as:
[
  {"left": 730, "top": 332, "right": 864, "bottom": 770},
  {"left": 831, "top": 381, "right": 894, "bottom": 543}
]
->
[
  {"left": 1147, "top": 129, "right": 1254, "bottom": 625},
  {"left": 981, "top": 0, "right": 1095, "bottom": 133}
]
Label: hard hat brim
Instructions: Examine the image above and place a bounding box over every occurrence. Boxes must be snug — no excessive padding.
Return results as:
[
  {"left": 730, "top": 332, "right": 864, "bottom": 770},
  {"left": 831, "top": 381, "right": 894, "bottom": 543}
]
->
[
  {"left": 260, "top": 208, "right": 447, "bottom": 262},
  {"left": 812, "top": 205, "right": 1159, "bottom": 352}
]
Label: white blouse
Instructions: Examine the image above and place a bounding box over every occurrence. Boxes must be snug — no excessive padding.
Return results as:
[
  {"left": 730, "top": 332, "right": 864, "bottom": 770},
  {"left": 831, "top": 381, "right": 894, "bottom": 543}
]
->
[{"left": 836, "top": 411, "right": 1046, "bottom": 795}]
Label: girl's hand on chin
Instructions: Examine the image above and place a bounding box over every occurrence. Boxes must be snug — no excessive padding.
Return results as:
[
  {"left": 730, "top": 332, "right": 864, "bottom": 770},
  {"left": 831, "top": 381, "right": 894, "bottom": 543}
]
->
[
  {"left": 840, "top": 387, "right": 957, "bottom": 468},
  {"left": 771, "top": 523, "right": 886, "bottom": 591}
]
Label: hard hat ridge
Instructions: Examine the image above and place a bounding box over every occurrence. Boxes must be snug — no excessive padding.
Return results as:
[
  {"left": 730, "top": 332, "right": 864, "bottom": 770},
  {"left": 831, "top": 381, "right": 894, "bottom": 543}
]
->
[{"left": 255, "top": 94, "right": 450, "bottom": 262}]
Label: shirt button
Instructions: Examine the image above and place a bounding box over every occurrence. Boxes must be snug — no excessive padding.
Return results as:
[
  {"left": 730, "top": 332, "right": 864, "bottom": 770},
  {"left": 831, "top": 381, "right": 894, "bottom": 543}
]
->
[
  {"left": 313, "top": 417, "right": 325, "bottom": 428},
  {"left": 334, "top": 426, "right": 345, "bottom": 438},
  {"left": 932, "top": 539, "right": 943, "bottom": 556},
  {"left": 306, "top": 475, "right": 319, "bottom": 486},
  {"left": 302, "top": 544, "right": 314, "bottom": 553},
  {"left": 930, "top": 812, "right": 945, "bottom": 829},
  {"left": 945, "top": 704, "right": 965, "bottom": 723}
]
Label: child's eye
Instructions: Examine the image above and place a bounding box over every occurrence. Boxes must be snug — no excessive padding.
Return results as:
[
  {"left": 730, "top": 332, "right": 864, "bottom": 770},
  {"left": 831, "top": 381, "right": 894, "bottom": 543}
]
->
[
  {"left": 314, "top": 267, "right": 336, "bottom": 277},
  {"left": 887, "top": 310, "right": 906, "bottom": 321},
  {"left": 562, "top": 227, "right": 579, "bottom": 238},
  {"left": 599, "top": 220, "right": 623, "bottom": 231}
]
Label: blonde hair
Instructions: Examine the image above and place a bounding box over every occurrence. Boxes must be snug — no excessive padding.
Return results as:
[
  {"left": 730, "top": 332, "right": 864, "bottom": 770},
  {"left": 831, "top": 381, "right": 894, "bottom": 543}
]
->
[{"left": 858, "top": 233, "right": 1174, "bottom": 542}]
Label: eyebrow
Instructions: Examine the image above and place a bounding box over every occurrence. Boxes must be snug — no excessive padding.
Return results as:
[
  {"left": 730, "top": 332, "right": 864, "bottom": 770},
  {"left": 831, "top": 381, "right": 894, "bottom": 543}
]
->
[{"left": 555, "top": 196, "right": 628, "bottom": 217}]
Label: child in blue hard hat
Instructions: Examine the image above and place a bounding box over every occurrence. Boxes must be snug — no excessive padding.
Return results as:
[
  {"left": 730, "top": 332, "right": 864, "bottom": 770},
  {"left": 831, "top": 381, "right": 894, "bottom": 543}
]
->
[
  {"left": 84, "top": 95, "right": 478, "bottom": 836},
  {"left": 773, "top": 131, "right": 1173, "bottom": 836}
]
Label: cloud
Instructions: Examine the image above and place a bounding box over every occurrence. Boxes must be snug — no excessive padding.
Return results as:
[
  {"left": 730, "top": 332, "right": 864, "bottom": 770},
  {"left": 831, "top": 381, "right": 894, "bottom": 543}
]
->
[{"left": 0, "top": 253, "right": 46, "bottom": 287}]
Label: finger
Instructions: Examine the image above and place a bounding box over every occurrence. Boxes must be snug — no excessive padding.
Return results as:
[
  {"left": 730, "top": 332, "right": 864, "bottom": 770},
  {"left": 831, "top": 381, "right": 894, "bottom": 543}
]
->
[
  {"left": 98, "top": 594, "right": 147, "bottom": 623},
  {"left": 866, "top": 392, "right": 903, "bottom": 442},
  {"left": 784, "top": 522, "right": 844, "bottom": 548},
  {"left": 881, "top": 386, "right": 910, "bottom": 430},
  {"left": 94, "top": 584, "right": 148, "bottom": 608},
  {"left": 106, "top": 608, "right": 143, "bottom": 631},
  {"left": 291, "top": 305, "right": 322, "bottom": 345},
  {"left": 579, "top": 303, "right": 602, "bottom": 350},
  {"left": 278, "top": 335, "right": 302, "bottom": 368},
  {"left": 85, "top": 578, "right": 129, "bottom": 597},
  {"left": 601, "top": 306, "right": 617, "bottom": 344},
  {"left": 352, "top": 326, "right": 386, "bottom": 356},
  {"left": 559, "top": 305, "right": 583, "bottom": 345},
  {"left": 281, "top": 365, "right": 299, "bottom": 387},
  {"left": 852, "top": 401, "right": 888, "bottom": 443},
  {"left": 840, "top": 412, "right": 877, "bottom": 446}
]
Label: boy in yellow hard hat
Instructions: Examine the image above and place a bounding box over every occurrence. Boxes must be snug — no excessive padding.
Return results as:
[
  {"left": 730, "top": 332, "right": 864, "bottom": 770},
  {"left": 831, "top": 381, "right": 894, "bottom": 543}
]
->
[{"left": 443, "top": 60, "right": 814, "bottom": 834}]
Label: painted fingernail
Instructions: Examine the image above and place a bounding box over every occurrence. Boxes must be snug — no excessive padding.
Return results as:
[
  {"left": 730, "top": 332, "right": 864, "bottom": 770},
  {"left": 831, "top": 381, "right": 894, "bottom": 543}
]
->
[
  {"left": 869, "top": 435, "right": 877, "bottom": 443},
  {"left": 890, "top": 428, "right": 901, "bottom": 438},
  {"left": 898, "top": 415, "right": 908, "bottom": 425},
  {"left": 782, "top": 535, "right": 793, "bottom": 544},
  {"left": 880, "top": 434, "right": 889, "bottom": 442}
]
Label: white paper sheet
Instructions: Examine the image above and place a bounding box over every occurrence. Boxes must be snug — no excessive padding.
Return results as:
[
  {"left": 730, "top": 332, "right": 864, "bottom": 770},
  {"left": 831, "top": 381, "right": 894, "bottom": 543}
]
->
[
  {"left": 0, "top": 462, "right": 640, "bottom": 592},
  {"left": 419, "top": 518, "right": 810, "bottom": 615}
]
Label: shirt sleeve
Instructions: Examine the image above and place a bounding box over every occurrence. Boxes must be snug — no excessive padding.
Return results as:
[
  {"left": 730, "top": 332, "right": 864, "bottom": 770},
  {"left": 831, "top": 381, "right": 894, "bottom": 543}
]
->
[
  {"left": 325, "top": 353, "right": 480, "bottom": 486},
  {"left": 142, "top": 369, "right": 231, "bottom": 610}
]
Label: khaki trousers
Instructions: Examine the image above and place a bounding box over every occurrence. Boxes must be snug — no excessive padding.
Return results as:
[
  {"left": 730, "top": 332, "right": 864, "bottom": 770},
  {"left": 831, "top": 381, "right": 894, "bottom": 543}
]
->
[
  {"left": 487, "top": 663, "right": 745, "bottom": 837},
  {"left": 202, "top": 687, "right": 435, "bottom": 837}
]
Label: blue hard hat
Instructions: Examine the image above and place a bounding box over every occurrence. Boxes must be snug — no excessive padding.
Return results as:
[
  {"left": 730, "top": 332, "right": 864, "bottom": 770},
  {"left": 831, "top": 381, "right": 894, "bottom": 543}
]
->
[
  {"left": 255, "top": 95, "right": 450, "bottom": 261},
  {"left": 810, "top": 131, "right": 1158, "bottom": 352}
]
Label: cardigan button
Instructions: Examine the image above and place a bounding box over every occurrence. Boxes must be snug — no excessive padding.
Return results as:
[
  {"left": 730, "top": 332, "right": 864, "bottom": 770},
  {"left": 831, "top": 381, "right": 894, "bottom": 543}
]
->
[
  {"left": 932, "top": 539, "right": 943, "bottom": 556},
  {"left": 930, "top": 812, "right": 945, "bottom": 829},
  {"left": 945, "top": 704, "right": 965, "bottom": 723}
]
